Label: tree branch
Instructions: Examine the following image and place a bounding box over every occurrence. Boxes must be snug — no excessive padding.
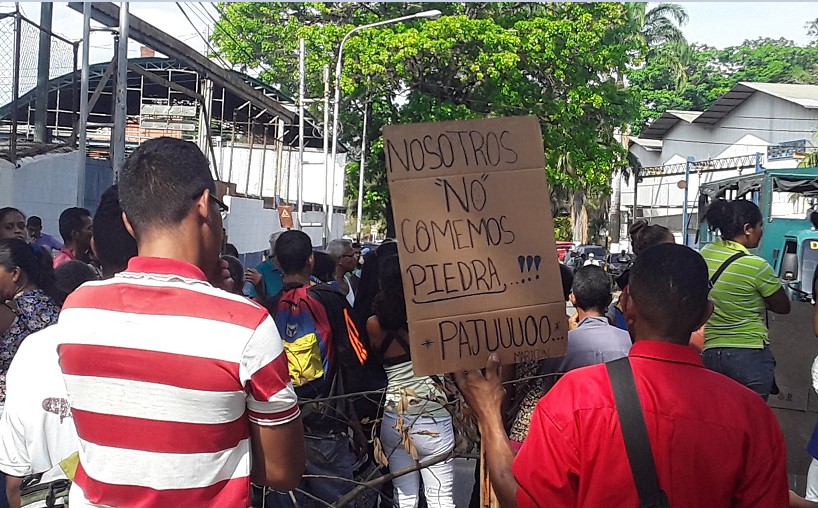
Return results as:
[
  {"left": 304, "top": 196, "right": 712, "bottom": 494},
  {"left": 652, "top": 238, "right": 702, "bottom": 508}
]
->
[{"left": 332, "top": 451, "right": 479, "bottom": 507}]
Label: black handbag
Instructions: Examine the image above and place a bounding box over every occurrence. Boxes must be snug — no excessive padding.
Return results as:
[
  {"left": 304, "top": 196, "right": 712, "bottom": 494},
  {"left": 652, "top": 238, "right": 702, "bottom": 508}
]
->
[{"left": 607, "top": 357, "right": 671, "bottom": 508}]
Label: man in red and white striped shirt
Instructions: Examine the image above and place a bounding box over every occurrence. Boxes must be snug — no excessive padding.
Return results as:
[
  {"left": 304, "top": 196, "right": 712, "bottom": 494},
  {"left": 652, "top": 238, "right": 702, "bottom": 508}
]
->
[{"left": 57, "top": 137, "right": 305, "bottom": 507}]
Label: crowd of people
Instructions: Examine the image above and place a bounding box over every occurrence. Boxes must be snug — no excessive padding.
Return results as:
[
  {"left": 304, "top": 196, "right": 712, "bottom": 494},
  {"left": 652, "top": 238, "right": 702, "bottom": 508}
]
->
[{"left": 0, "top": 136, "right": 817, "bottom": 507}]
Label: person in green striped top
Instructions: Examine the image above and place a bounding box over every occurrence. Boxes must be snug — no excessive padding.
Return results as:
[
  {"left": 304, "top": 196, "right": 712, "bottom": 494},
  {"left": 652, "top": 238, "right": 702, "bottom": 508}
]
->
[{"left": 699, "top": 199, "right": 790, "bottom": 400}]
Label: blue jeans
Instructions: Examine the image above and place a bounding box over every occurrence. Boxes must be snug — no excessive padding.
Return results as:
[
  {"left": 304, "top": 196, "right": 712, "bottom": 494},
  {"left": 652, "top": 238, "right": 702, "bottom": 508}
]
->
[
  {"left": 701, "top": 346, "right": 776, "bottom": 400},
  {"left": 264, "top": 433, "right": 357, "bottom": 507}
]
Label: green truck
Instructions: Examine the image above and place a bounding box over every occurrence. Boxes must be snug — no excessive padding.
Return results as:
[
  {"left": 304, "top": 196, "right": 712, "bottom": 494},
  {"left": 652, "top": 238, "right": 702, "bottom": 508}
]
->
[{"left": 696, "top": 167, "right": 818, "bottom": 490}]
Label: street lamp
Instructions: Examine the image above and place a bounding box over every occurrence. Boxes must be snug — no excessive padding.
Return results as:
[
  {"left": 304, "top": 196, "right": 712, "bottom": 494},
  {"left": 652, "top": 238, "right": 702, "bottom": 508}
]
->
[
  {"left": 327, "top": 9, "right": 442, "bottom": 241},
  {"left": 682, "top": 156, "right": 694, "bottom": 246}
]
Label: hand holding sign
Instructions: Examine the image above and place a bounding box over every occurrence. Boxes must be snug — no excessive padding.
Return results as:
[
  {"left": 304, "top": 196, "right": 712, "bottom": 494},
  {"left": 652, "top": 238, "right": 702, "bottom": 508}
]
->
[{"left": 385, "top": 116, "right": 567, "bottom": 375}]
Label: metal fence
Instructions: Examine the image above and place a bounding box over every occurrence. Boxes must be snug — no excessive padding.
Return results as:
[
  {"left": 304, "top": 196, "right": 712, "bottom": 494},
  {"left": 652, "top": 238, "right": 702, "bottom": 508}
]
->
[{"left": 0, "top": 7, "right": 79, "bottom": 161}]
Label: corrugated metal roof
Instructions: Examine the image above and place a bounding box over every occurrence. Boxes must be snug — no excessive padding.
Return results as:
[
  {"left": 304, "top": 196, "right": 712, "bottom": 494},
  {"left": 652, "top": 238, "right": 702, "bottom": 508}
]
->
[
  {"left": 694, "top": 82, "right": 818, "bottom": 125},
  {"left": 639, "top": 110, "right": 702, "bottom": 140},
  {"left": 629, "top": 136, "right": 663, "bottom": 149}
]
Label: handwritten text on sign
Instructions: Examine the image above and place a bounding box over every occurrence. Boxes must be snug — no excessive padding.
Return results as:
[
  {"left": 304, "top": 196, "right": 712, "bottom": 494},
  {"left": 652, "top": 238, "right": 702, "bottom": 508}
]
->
[{"left": 385, "top": 116, "right": 567, "bottom": 376}]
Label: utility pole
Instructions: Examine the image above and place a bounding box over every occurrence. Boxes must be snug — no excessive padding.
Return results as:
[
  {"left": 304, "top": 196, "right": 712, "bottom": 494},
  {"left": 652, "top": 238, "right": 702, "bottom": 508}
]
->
[
  {"left": 197, "top": 29, "right": 212, "bottom": 168},
  {"left": 10, "top": 3, "right": 21, "bottom": 165},
  {"left": 356, "top": 101, "right": 368, "bottom": 242},
  {"left": 76, "top": 3, "right": 90, "bottom": 207},
  {"left": 632, "top": 175, "right": 639, "bottom": 233},
  {"left": 198, "top": 79, "right": 213, "bottom": 167},
  {"left": 682, "top": 156, "right": 694, "bottom": 246},
  {"left": 322, "top": 64, "right": 330, "bottom": 245},
  {"left": 297, "top": 38, "right": 305, "bottom": 229},
  {"left": 112, "top": 2, "right": 129, "bottom": 179},
  {"left": 34, "top": 2, "right": 53, "bottom": 143}
]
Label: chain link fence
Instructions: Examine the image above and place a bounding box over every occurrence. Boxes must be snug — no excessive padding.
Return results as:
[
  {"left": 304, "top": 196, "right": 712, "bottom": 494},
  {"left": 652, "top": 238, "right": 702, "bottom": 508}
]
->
[{"left": 0, "top": 8, "right": 79, "bottom": 159}]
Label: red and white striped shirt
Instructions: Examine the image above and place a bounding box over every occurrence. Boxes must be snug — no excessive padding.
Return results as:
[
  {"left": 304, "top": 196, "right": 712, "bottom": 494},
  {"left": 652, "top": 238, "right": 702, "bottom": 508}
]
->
[{"left": 57, "top": 257, "right": 299, "bottom": 508}]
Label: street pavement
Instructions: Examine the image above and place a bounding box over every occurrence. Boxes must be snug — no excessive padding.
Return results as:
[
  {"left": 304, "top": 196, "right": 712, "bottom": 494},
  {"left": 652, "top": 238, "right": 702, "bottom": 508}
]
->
[{"left": 453, "top": 458, "right": 477, "bottom": 507}]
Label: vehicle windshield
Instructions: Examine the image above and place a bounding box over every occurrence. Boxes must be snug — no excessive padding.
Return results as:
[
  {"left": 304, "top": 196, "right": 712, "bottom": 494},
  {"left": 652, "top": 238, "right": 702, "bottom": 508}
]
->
[
  {"left": 801, "top": 239, "right": 818, "bottom": 296},
  {"left": 582, "top": 246, "right": 606, "bottom": 258}
]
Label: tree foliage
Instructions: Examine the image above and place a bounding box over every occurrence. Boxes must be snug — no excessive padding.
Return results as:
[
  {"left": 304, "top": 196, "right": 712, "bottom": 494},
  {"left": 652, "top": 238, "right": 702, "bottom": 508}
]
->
[
  {"left": 808, "top": 18, "right": 818, "bottom": 44},
  {"left": 628, "top": 3, "right": 690, "bottom": 89},
  {"left": 629, "top": 36, "right": 818, "bottom": 134},
  {"left": 212, "top": 3, "right": 644, "bottom": 232}
]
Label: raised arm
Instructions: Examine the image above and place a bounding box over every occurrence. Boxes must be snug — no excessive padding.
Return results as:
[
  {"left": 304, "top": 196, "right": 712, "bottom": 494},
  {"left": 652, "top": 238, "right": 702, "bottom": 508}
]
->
[{"left": 455, "top": 354, "right": 519, "bottom": 508}]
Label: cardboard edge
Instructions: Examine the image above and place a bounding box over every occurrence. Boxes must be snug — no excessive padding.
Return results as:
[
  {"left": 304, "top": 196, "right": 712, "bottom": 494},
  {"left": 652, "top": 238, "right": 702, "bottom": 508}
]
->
[{"left": 409, "top": 300, "right": 569, "bottom": 376}]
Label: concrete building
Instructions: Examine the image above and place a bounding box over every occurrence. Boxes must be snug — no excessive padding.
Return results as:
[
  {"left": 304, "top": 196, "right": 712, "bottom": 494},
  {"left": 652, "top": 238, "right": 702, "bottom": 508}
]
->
[{"left": 621, "top": 82, "right": 818, "bottom": 248}]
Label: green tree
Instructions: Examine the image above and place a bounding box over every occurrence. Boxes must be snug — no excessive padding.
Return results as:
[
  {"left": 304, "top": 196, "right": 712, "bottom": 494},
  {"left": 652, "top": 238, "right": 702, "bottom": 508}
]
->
[
  {"left": 607, "top": 3, "right": 688, "bottom": 243},
  {"left": 212, "top": 3, "right": 643, "bottom": 238},
  {"left": 630, "top": 37, "right": 818, "bottom": 134},
  {"left": 807, "top": 18, "right": 818, "bottom": 45},
  {"left": 636, "top": 3, "right": 689, "bottom": 88}
]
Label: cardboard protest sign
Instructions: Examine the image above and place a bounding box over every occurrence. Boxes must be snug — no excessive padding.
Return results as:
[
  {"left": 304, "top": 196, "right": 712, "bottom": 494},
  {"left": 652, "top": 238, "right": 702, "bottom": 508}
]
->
[{"left": 384, "top": 116, "right": 567, "bottom": 376}]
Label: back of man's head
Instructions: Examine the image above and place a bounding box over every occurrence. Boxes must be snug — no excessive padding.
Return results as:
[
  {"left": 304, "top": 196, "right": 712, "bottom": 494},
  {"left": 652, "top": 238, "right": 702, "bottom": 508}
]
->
[
  {"left": 311, "top": 250, "right": 336, "bottom": 282},
  {"left": 54, "top": 260, "right": 100, "bottom": 305},
  {"left": 275, "top": 230, "right": 313, "bottom": 275},
  {"left": 268, "top": 231, "right": 284, "bottom": 258},
  {"left": 326, "top": 238, "right": 352, "bottom": 263},
  {"left": 59, "top": 207, "right": 91, "bottom": 244},
  {"left": 118, "top": 137, "right": 214, "bottom": 237},
  {"left": 571, "top": 266, "right": 611, "bottom": 312},
  {"left": 93, "top": 185, "right": 137, "bottom": 276},
  {"left": 627, "top": 244, "right": 709, "bottom": 343}
]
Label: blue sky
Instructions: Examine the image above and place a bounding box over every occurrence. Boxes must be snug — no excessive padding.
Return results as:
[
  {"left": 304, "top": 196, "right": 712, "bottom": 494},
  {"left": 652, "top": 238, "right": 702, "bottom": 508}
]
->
[{"left": 675, "top": 2, "right": 818, "bottom": 48}]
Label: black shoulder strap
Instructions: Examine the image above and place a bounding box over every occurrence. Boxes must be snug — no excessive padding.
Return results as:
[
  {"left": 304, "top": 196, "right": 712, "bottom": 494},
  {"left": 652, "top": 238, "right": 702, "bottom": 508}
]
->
[
  {"left": 376, "top": 329, "right": 410, "bottom": 360},
  {"left": 709, "top": 252, "right": 747, "bottom": 287},
  {"left": 606, "top": 357, "right": 671, "bottom": 508},
  {"left": 377, "top": 330, "right": 398, "bottom": 358},
  {"left": 392, "top": 330, "right": 410, "bottom": 352}
]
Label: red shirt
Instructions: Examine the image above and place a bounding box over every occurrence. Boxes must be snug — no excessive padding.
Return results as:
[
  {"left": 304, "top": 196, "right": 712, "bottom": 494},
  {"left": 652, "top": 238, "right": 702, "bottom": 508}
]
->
[
  {"left": 513, "top": 340, "right": 788, "bottom": 508},
  {"left": 52, "top": 247, "right": 75, "bottom": 268}
]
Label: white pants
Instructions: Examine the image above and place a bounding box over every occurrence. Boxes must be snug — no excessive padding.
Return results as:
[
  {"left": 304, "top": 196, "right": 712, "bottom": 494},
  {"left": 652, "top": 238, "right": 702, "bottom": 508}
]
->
[
  {"left": 380, "top": 412, "right": 455, "bottom": 508},
  {"left": 808, "top": 458, "right": 818, "bottom": 501}
]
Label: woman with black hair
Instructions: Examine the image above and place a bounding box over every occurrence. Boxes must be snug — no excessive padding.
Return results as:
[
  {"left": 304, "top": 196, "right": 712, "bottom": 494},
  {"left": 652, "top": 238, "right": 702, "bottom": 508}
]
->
[
  {"left": 607, "top": 219, "right": 675, "bottom": 331},
  {"left": 367, "top": 255, "right": 455, "bottom": 508},
  {"left": 700, "top": 199, "right": 790, "bottom": 400},
  {"left": 0, "top": 208, "right": 26, "bottom": 242},
  {"left": 0, "top": 238, "right": 60, "bottom": 410},
  {"left": 310, "top": 250, "right": 336, "bottom": 284}
]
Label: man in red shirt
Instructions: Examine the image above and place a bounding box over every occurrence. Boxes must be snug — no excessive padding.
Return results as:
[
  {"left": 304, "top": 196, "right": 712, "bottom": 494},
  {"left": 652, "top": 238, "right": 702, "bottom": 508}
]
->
[
  {"left": 53, "top": 207, "right": 93, "bottom": 268},
  {"left": 457, "top": 244, "right": 789, "bottom": 507}
]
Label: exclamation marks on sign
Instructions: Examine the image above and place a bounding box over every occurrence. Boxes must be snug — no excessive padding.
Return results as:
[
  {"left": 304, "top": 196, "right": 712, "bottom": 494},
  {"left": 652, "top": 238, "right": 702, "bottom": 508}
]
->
[{"left": 515, "top": 255, "right": 542, "bottom": 285}]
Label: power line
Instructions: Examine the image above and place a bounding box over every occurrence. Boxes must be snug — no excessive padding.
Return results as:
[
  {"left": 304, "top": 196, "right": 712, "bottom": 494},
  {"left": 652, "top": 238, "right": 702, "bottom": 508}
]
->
[
  {"left": 207, "top": 2, "right": 264, "bottom": 64},
  {"left": 201, "top": 8, "right": 813, "bottom": 143},
  {"left": 206, "top": 3, "right": 299, "bottom": 64},
  {"left": 191, "top": 2, "right": 220, "bottom": 28},
  {"left": 183, "top": 1, "right": 214, "bottom": 34},
  {"left": 174, "top": 2, "right": 231, "bottom": 69}
]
